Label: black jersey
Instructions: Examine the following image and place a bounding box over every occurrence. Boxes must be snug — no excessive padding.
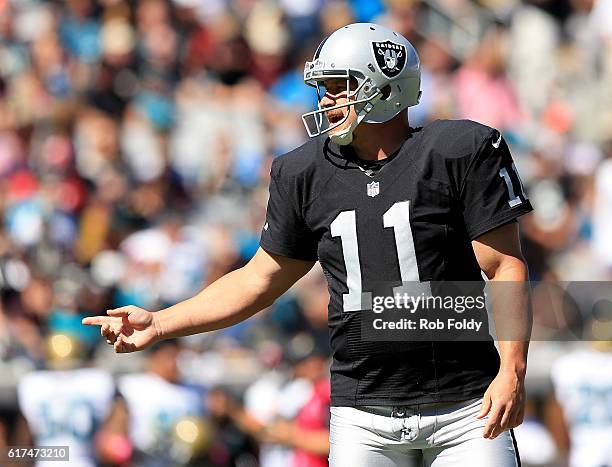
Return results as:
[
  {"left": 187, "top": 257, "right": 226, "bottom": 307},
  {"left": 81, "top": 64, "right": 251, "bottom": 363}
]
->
[{"left": 260, "top": 119, "right": 533, "bottom": 406}]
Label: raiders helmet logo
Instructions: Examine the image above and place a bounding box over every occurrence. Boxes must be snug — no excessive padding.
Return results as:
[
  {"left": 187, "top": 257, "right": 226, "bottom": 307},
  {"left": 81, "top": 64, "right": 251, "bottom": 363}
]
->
[{"left": 371, "top": 41, "right": 407, "bottom": 78}]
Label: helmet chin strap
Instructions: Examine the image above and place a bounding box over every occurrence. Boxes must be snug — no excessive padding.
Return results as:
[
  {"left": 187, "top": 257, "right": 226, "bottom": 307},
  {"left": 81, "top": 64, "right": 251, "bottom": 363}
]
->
[{"left": 329, "top": 97, "right": 378, "bottom": 146}]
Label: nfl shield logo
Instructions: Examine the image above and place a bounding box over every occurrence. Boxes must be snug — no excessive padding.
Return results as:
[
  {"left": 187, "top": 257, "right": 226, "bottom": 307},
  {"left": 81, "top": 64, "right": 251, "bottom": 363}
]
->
[{"left": 367, "top": 181, "right": 380, "bottom": 197}]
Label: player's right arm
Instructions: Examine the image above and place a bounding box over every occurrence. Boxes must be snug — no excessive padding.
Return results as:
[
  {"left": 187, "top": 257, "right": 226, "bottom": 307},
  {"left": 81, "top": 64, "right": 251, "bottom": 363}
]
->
[
  {"left": 82, "top": 248, "right": 315, "bottom": 353},
  {"left": 84, "top": 151, "right": 318, "bottom": 353}
]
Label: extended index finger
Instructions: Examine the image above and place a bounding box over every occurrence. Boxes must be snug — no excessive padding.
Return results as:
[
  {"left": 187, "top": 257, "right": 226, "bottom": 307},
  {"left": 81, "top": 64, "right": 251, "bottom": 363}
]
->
[{"left": 82, "top": 316, "right": 115, "bottom": 326}]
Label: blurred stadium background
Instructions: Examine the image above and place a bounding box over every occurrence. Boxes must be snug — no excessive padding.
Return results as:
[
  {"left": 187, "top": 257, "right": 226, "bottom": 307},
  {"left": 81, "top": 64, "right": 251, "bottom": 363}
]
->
[{"left": 1, "top": 0, "right": 612, "bottom": 466}]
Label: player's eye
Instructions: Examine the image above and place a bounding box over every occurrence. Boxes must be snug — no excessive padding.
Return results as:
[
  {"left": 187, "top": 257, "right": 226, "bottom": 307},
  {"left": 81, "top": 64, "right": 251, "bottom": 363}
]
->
[
  {"left": 317, "top": 77, "right": 359, "bottom": 98},
  {"left": 318, "top": 81, "right": 345, "bottom": 97}
]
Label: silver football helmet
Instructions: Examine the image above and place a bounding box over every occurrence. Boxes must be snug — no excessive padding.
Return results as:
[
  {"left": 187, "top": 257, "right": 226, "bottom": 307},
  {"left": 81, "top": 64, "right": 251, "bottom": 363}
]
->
[{"left": 302, "top": 23, "right": 421, "bottom": 145}]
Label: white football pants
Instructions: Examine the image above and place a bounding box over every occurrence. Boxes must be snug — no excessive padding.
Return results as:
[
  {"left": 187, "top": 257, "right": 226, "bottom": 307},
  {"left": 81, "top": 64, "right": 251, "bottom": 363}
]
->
[{"left": 329, "top": 398, "right": 521, "bottom": 467}]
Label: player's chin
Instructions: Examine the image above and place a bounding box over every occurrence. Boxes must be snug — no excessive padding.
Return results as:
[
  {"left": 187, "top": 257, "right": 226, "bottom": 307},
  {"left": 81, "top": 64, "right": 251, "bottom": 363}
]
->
[{"left": 329, "top": 119, "right": 351, "bottom": 135}]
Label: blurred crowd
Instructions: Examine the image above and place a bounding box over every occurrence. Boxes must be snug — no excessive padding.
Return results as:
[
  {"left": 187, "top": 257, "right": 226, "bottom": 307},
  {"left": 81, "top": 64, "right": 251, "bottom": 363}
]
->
[{"left": 1, "top": 0, "right": 612, "bottom": 466}]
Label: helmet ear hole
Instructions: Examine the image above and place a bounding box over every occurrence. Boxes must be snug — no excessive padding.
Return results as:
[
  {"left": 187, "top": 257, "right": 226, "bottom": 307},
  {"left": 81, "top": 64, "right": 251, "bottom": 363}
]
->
[{"left": 381, "top": 85, "right": 392, "bottom": 100}]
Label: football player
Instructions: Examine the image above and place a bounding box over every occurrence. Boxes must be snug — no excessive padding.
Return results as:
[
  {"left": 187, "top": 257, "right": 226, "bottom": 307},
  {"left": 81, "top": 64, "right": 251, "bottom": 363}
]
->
[
  {"left": 16, "top": 333, "right": 115, "bottom": 467},
  {"left": 83, "top": 23, "right": 532, "bottom": 466},
  {"left": 96, "top": 339, "right": 205, "bottom": 467},
  {"left": 549, "top": 341, "right": 612, "bottom": 467}
]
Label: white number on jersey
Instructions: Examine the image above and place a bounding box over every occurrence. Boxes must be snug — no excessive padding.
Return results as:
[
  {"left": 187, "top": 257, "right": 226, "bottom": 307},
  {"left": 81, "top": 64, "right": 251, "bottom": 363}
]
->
[
  {"left": 499, "top": 163, "right": 528, "bottom": 207},
  {"left": 331, "top": 200, "right": 428, "bottom": 312}
]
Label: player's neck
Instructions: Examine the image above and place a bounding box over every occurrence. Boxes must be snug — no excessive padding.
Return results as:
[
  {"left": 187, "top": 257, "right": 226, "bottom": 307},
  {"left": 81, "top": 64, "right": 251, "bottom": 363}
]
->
[{"left": 351, "top": 114, "right": 411, "bottom": 161}]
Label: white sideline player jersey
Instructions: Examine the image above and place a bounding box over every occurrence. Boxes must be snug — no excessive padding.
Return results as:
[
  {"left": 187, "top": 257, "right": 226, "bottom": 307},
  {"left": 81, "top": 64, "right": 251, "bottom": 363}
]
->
[
  {"left": 118, "top": 373, "right": 203, "bottom": 453},
  {"left": 551, "top": 348, "right": 612, "bottom": 467},
  {"left": 17, "top": 368, "right": 115, "bottom": 467},
  {"left": 244, "top": 373, "right": 315, "bottom": 467}
]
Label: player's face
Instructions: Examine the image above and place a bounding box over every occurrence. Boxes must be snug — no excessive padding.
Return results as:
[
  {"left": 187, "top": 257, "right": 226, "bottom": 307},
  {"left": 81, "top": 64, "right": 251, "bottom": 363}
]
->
[{"left": 318, "top": 77, "right": 358, "bottom": 137}]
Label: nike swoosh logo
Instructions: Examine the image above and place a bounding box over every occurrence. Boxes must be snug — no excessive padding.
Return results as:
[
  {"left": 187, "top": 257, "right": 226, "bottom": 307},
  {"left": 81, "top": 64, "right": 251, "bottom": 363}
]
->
[{"left": 492, "top": 134, "right": 502, "bottom": 149}]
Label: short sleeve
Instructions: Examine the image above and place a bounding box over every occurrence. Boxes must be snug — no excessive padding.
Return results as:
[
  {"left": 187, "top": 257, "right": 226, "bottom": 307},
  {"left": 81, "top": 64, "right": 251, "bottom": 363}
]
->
[
  {"left": 259, "top": 163, "right": 318, "bottom": 261},
  {"left": 460, "top": 130, "right": 533, "bottom": 240}
]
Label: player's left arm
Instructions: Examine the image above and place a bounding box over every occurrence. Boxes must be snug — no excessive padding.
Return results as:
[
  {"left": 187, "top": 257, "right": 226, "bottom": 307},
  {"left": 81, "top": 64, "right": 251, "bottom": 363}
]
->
[{"left": 471, "top": 221, "right": 531, "bottom": 439}]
